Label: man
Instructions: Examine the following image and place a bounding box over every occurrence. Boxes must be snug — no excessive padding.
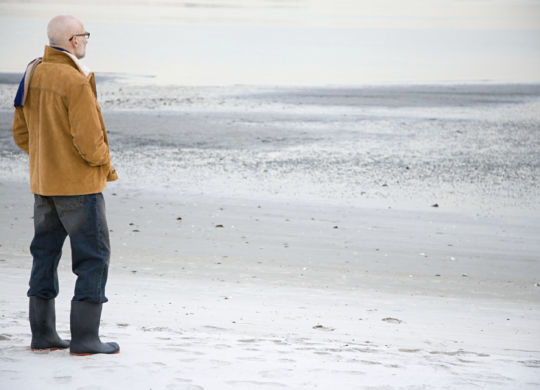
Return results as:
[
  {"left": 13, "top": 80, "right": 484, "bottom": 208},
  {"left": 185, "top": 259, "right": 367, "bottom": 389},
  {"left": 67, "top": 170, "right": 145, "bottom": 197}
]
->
[{"left": 12, "top": 15, "right": 119, "bottom": 355}]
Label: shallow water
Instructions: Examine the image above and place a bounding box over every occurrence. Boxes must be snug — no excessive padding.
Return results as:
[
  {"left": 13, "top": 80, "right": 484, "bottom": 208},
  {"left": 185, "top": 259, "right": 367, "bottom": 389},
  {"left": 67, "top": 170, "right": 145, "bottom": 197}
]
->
[{"left": 1, "top": 81, "right": 539, "bottom": 213}]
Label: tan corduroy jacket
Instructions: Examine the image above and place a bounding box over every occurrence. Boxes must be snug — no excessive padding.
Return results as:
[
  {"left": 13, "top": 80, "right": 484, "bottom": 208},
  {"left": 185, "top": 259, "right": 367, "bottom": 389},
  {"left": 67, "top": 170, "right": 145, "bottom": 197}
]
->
[{"left": 12, "top": 45, "right": 118, "bottom": 196}]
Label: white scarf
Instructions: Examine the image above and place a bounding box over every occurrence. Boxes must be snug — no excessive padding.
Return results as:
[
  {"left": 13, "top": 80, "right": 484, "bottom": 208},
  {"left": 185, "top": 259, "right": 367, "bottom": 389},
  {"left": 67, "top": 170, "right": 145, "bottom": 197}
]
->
[{"left": 64, "top": 51, "right": 91, "bottom": 77}]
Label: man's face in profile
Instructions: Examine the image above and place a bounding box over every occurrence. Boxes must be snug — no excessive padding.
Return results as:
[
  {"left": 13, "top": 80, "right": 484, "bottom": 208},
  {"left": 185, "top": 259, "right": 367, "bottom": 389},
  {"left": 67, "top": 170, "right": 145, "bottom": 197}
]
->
[{"left": 73, "top": 24, "right": 88, "bottom": 59}]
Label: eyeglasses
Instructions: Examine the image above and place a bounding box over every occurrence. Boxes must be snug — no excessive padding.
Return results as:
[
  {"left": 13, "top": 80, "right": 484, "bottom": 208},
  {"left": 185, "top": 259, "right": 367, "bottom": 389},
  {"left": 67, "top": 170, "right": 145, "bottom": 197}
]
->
[{"left": 69, "top": 32, "right": 90, "bottom": 42}]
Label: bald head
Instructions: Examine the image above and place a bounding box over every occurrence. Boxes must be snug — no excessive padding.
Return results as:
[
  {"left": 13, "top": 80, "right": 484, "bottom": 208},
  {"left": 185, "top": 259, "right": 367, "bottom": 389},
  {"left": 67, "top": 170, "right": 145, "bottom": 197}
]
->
[
  {"left": 47, "top": 15, "right": 88, "bottom": 59},
  {"left": 48, "top": 15, "right": 83, "bottom": 46}
]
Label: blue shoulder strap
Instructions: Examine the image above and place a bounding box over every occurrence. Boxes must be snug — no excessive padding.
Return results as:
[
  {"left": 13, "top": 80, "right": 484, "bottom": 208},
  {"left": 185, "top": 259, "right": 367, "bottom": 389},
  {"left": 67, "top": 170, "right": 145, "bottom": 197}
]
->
[{"left": 14, "top": 74, "right": 25, "bottom": 107}]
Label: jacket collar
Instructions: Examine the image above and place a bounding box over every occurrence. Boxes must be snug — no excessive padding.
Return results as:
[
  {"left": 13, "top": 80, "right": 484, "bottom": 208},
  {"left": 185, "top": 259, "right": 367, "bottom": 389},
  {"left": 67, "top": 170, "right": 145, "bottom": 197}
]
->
[
  {"left": 14, "top": 46, "right": 95, "bottom": 107},
  {"left": 43, "top": 45, "right": 91, "bottom": 77}
]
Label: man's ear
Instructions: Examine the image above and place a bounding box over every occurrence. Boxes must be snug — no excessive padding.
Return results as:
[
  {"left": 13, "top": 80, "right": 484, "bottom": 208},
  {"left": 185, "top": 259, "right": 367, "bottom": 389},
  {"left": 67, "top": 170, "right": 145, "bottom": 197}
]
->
[{"left": 70, "top": 37, "right": 78, "bottom": 50}]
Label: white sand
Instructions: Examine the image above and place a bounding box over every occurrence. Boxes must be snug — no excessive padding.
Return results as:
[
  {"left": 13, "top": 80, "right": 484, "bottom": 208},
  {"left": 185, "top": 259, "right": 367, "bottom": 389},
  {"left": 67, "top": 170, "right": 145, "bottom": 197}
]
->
[{"left": 1, "top": 180, "right": 539, "bottom": 389}]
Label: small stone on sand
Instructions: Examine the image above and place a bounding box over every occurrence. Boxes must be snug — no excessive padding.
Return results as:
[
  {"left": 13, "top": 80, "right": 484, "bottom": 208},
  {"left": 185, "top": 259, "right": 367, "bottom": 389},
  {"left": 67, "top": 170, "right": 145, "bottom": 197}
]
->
[{"left": 382, "top": 317, "right": 402, "bottom": 324}]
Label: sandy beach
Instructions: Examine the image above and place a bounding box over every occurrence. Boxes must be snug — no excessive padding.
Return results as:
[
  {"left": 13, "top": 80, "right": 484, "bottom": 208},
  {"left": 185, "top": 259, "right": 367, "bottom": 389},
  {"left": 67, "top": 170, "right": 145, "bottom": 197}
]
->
[{"left": 1, "top": 80, "right": 540, "bottom": 389}]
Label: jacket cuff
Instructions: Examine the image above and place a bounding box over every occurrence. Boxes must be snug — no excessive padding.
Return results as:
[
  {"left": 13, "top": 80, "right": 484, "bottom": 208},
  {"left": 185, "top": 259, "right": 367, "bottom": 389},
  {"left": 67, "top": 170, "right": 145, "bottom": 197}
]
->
[{"left": 107, "top": 167, "right": 118, "bottom": 182}]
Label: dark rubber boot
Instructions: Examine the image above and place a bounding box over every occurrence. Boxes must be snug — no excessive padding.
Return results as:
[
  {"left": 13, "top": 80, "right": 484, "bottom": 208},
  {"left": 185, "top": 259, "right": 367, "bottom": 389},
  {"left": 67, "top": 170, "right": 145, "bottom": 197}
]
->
[
  {"left": 70, "top": 300, "right": 120, "bottom": 356},
  {"left": 29, "top": 296, "right": 70, "bottom": 351}
]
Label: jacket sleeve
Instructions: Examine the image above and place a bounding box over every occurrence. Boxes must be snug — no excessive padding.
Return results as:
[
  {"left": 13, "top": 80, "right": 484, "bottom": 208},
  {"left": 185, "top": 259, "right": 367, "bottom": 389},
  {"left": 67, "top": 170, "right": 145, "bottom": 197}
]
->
[
  {"left": 68, "top": 82, "right": 110, "bottom": 167},
  {"left": 12, "top": 106, "right": 29, "bottom": 154}
]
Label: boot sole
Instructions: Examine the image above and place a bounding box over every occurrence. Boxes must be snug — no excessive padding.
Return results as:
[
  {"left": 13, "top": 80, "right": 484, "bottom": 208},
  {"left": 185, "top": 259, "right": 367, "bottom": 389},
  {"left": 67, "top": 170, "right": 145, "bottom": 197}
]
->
[
  {"left": 70, "top": 350, "right": 120, "bottom": 356},
  {"left": 31, "top": 347, "right": 68, "bottom": 352}
]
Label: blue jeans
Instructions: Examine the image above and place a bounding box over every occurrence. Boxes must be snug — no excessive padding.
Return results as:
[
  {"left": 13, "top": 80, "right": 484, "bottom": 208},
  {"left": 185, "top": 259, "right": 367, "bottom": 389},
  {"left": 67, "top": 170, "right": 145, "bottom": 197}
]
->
[{"left": 28, "top": 193, "right": 110, "bottom": 303}]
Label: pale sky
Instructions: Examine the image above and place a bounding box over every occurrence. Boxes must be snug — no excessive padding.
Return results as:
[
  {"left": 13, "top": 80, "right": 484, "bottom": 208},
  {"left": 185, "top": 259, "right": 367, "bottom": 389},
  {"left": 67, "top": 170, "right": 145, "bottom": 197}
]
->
[
  {"left": 1, "top": 0, "right": 539, "bottom": 85},
  {"left": 1, "top": 0, "right": 539, "bottom": 29}
]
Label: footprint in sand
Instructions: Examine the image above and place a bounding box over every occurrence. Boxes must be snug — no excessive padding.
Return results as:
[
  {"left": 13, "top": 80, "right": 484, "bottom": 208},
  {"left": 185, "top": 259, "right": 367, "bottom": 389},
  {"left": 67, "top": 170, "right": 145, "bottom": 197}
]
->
[
  {"left": 226, "top": 380, "right": 286, "bottom": 388},
  {"left": 349, "top": 347, "right": 377, "bottom": 353},
  {"left": 209, "top": 359, "right": 232, "bottom": 367},
  {"left": 330, "top": 369, "right": 366, "bottom": 376},
  {"left": 429, "top": 350, "right": 490, "bottom": 357},
  {"left": 519, "top": 360, "right": 540, "bottom": 368},
  {"left": 172, "top": 377, "right": 192, "bottom": 383},
  {"left": 202, "top": 325, "right": 229, "bottom": 332},
  {"left": 236, "top": 356, "right": 266, "bottom": 362},
  {"left": 159, "top": 346, "right": 205, "bottom": 355},
  {"left": 259, "top": 369, "right": 294, "bottom": 379},
  {"left": 277, "top": 350, "right": 292, "bottom": 355},
  {"left": 238, "top": 338, "right": 259, "bottom": 343},
  {"left": 294, "top": 346, "right": 316, "bottom": 351},
  {"left": 140, "top": 326, "right": 176, "bottom": 333},
  {"left": 176, "top": 358, "right": 199, "bottom": 363},
  {"left": 167, "top": 385, "right": 204, "bottom": 390},
  {"left": 358, "top": 360, "right": 383, "bottom": 366},
  {"left": 54, "top": 376, "right": 72, "bottom": 384}
]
